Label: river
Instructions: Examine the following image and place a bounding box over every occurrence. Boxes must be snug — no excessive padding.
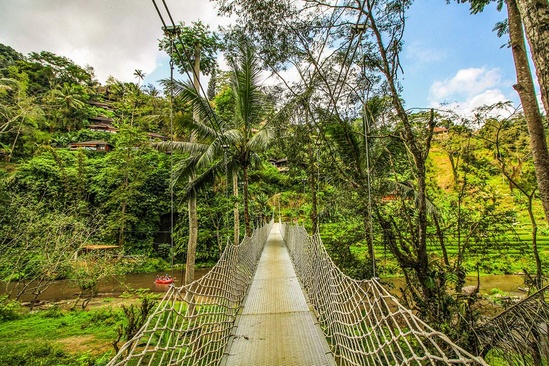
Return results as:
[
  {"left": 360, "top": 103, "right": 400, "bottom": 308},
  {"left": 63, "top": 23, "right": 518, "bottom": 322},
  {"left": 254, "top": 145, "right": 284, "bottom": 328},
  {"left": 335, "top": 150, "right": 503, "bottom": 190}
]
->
[
  {"left": 3, "top": 271, "right": 530, "bottom": 305},
  {"left": 381, "top": 274, "right": 529, "bottom": 297},
  {"left": 2, "top": 268, "right": 212, "bottom": 303}
]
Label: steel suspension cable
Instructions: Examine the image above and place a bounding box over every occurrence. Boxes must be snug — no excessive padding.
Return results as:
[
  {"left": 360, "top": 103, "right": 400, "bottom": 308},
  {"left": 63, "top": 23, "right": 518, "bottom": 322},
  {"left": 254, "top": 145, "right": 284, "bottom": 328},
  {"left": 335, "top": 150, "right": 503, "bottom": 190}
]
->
[{"left": 152, "top": 0, "right": 227, "bottom": 140}]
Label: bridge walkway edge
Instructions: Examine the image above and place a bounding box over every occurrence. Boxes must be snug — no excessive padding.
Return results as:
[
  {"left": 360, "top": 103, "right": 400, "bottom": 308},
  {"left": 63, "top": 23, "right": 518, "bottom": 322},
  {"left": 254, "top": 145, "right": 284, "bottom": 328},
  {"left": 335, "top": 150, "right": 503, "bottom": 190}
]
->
[{"left": 221, "top": 223, "right": 336, "bottom": 366}]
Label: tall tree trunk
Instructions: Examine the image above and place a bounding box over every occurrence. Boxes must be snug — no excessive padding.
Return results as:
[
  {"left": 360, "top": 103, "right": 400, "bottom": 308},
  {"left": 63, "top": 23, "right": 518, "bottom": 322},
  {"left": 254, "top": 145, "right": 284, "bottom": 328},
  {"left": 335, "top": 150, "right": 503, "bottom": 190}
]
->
[
  {"left": 243, "top": 164, "right": 251, "bottom": 237},
  {"left": 119, "top": 202, "right": 126, "bottom": 246},
  {"left": 516, "top": 0, "right": 549, "bottom": 115},
  {"left": 507, "top": 0, "right": 549, "bottom": 225},
  {"left": 185, "top": 190, "right": 197, "bottom": 286},
  {"left": 365, "top": 4, "right": 435, "bottom": 303},
  {"left": 185, "top": 45, "right": 201, "bottom": 286},
  {"left": 233, "top": 174, "right": 240, "bottom": 244}
]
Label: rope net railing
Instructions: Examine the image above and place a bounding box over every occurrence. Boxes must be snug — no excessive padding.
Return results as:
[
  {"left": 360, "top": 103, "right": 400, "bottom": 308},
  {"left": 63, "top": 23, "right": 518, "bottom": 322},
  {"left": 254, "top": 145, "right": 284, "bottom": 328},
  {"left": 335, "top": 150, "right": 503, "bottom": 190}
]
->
[
  {"left": 476, "top": 284, "right": 549, "bottom": 365},
  {"left": 281, "top": 224, "right": 488, "bottom": 366},
  {"left": 107, "top": 220, "right": 273, "bottom": 366}
]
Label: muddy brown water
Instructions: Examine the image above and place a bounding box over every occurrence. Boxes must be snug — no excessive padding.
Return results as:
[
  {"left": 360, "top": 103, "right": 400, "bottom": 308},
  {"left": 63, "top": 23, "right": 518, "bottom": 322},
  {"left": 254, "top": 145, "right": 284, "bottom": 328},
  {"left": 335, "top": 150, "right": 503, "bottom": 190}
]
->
[
  {"left": 381, "top": 274, "right": 528, "bottom": 296},
  {"left": 2, "top": 268, "right": 212, "bottom": 303},
  {"left": 2, "top": 272, "right": 527, "bottom": 304}
]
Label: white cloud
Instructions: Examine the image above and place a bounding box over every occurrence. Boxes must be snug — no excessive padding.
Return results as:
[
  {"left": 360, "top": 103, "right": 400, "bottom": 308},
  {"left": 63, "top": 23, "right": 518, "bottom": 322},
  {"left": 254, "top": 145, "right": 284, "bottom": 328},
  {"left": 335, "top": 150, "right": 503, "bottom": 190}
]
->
[
  {"left": 428, "top": 67, "right": 515, "bottom": 117},
  {"left": 0, "top": 0, "right": 230, "bottom": 84},
  {"left": 429, "top": 67, "right": 502, "bottom": 100}
]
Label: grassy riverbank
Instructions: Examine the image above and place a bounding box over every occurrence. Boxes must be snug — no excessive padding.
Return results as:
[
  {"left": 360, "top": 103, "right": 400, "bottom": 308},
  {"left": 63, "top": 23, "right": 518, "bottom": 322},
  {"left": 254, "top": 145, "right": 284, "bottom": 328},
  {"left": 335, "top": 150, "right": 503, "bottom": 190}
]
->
[{"left": 0, "top": 295, "right": 146, "bottom": 366}]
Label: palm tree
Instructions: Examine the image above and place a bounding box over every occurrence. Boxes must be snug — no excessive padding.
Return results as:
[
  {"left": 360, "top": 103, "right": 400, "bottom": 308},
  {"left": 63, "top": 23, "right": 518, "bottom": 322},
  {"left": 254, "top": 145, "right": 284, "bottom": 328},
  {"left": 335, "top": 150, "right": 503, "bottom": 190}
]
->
[
  {"left": 163, "top": 43, "right": 274, "bottom": 244},
  {"left": 134, "top": 69, "right": 145, "bottom": 89},
  {"left": 45, "top": 82, "right": 88, "bottom": 132},
  {"left": 227, "top": 45, "right": 274, "bottom": 236}
]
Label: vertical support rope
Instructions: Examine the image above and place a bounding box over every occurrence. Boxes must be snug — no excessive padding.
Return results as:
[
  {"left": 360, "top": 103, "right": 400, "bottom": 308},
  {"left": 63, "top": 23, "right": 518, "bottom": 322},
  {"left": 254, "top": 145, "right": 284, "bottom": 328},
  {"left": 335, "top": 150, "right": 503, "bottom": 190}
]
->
[
  {"left": 363, "top": 100, "right": 375, "bottom": 278},
  {"left": 169, "top": 36, "right": 175, "bottom": 278}
]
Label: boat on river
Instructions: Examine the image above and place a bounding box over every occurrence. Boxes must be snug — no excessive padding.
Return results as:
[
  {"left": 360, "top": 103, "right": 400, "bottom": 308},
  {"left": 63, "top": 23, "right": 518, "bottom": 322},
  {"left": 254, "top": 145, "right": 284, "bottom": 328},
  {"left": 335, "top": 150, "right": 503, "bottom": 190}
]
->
[{"left": 155, "top": 277, "right": 174, "bottom": 284}]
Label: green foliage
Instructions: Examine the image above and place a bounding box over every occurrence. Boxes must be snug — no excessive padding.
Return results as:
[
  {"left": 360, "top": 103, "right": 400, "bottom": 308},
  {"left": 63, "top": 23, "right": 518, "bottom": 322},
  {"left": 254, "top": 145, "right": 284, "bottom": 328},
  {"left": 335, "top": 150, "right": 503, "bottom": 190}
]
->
[
  {"left": 0, "top": 43, "right": 23, "bottom": 69},
  {"left": 0, "top": 195, "right": 102, "bottom": 302},
  {"left": 0, "top": 306, "right": 120, "bottom": 365},
  {"left": 40, "top": 305, "right": 64, "bottom": 319},
  {"left": 321, "top": 222, "right": 373, "bottom": 279},
  {"left": 113, "top": 296, "right": 156, "bottom": 353},
  {"left": 0, "top": 295, "right": 24, "bottom": 321},
  {"left": 160, "top": 21, "right": 220, "bottom": 76},
  {"left": 130, "top": 257, "right": 171, "bottom": 274},
  {"left": 0, "top": 343, "right": 77, "bottom": 366},
  {"left": 28, "top": 50, "right": 96, "bottom": 86}
]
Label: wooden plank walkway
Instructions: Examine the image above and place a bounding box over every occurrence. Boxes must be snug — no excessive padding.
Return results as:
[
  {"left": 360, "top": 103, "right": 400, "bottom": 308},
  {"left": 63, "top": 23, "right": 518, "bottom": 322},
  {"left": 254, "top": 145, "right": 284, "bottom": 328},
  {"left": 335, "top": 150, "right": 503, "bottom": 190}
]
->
[{"left": 222, "top": 223, "right": 336, "bottom": 366}]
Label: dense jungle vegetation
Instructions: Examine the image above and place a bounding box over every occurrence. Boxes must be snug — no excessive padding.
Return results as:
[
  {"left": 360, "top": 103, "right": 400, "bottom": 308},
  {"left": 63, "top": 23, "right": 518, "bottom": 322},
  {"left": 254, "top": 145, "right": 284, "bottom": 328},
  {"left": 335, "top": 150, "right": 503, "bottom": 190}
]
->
[{"left": 1, "top": 0, "right": 549, "bottom": 363}]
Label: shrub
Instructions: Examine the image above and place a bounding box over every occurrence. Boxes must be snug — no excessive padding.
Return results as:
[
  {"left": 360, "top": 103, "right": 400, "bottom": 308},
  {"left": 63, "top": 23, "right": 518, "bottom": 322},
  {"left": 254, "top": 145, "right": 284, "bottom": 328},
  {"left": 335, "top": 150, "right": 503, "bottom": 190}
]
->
[
  {"left": 40, "top": 305, "right": 64, "bottom": 319},
  {"left": 0, "top": 342, "right": 72, "bottom": 366},
  {"left": 0, "top": 295, "right": 23, "bottom": 321},
  {"left": 131, "top": 257, "right": 170, "bottom": 273}
]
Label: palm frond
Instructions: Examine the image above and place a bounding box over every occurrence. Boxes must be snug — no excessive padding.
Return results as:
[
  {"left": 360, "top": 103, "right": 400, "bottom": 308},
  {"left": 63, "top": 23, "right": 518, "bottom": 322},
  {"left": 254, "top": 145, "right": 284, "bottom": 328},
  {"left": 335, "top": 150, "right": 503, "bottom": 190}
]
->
[
  {"left": 231, "top": 44, "right": 265, "bottom": 131},
  {"left": 325, "top": 119, "right": 364, "bottom": 176},
  {"left": 247, "top": 126, "right": 273, "bottom": 152},
  {"left": 154, "top": 140, "right": 208, "bottom": 155},
  {"left": 172, "top": 155, "right": 201, "bottom": 184},
  {"left": 179, "top": 160, "right": 228, "bottom": 200},
  {"left": 222, "top": 129, "right": 243, "bottom": 143},
  {"left": 173, "top": 79, "right": 223, "bottom": 137}
]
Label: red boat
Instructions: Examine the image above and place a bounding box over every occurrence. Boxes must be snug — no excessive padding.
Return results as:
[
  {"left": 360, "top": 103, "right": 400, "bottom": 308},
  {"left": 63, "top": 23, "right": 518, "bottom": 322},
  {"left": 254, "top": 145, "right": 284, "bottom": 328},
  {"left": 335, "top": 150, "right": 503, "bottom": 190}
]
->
[{"left": 155, "top": 278, "right": 174, "bottom": 284}]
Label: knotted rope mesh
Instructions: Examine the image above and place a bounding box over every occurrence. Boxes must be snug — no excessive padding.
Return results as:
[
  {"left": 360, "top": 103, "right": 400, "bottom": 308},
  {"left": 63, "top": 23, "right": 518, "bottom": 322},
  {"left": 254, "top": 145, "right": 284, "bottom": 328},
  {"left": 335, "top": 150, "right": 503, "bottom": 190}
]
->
[
  {"left": 282, "top": 224, "right": 488, "bottom": 365},
  {"left": 476, "top": 284, "right": 549, "bottom": 365},
  {"left": 107, "top": 221, "right": 272, "bottom": 366}
]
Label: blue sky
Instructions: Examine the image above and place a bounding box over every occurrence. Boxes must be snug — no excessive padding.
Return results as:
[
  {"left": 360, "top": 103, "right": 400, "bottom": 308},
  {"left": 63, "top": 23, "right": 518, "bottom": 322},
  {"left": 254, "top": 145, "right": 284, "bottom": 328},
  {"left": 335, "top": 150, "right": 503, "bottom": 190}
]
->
[
  {"left": 402, "top": 0, "right": 519, "bottom": 114},
  {"left": 0, "top": 0, "right": 522, "bottom": 116}
]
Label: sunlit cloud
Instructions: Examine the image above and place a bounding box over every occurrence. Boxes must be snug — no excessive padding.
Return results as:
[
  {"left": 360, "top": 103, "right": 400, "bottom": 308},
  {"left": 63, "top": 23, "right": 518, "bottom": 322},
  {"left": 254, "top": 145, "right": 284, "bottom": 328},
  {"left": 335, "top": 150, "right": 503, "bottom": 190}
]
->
[
  {"left": 430, "top": 67, "right": 502, "bottom": 100},
  {"left": 428, "top": 67, "right": 515, "bottom": 117}
]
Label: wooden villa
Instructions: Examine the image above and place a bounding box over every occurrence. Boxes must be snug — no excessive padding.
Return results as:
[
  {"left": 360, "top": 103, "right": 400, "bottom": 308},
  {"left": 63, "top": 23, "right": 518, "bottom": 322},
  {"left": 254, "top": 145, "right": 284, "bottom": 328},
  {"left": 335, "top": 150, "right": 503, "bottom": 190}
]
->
[
  {"left": 147, "top": 132, "right": 168, "bottom": 141},
  {"left": 75, "top": 244, "right": 120, "bottom": 259},
  {"left": 89, "top": 101, "right": 113, "bottom": 110},
  {"left": 70, "top": 140, "right": 113, "bottom": 152},
  {"left": 269, "top": 158, "right": 289, "bottom": 172},
  {"left": 88, "top": 116, "right": 118, "bottom": 133}
]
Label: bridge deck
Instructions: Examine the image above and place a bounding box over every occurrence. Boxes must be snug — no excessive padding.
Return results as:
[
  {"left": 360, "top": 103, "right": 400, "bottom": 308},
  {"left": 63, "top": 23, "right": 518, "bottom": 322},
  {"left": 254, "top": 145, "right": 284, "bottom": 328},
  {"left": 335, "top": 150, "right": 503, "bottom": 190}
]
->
[{"left": 222, "top": 223, "right": 336, "bottom": 366}]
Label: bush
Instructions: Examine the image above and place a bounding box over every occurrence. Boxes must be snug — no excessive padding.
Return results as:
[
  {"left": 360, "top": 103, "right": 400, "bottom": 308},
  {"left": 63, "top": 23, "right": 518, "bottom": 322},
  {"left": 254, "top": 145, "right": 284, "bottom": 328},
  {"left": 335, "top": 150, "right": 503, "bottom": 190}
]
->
[
  {"left": 0, "top": 295, "right": 23, "bottom": 321},
  {"left": 0, "top": 341, "right": 111, "bottom": 366},
  {"left": 131, "top": 257, "right": 170, "bottom": 273},
  {"left": 0, "top": 342, "right": 72, "bottom": 366},
  {"left": 40, "top": 305, "right": 64, "bottom": 319},
  {"left": 321, "top": 222, "right": 374, "bottom": 279},
  {"left": 88, "top": 306, "right": 122, "bottom": 327}
]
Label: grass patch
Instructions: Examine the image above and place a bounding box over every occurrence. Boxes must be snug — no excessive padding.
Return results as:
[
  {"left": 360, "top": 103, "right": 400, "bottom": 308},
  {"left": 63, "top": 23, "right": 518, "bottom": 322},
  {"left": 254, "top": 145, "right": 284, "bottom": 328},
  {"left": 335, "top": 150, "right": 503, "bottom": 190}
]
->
[{"left": 0, "top": 305, "right": 122, "bottom": 365}]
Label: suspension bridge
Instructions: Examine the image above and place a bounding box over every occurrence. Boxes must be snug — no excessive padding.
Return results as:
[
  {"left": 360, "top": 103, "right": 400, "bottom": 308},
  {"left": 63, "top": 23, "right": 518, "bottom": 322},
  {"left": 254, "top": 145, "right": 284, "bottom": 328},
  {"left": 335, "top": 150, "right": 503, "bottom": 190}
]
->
[{"left": 107, "top": 222, "right": 549, "bottom": 365}]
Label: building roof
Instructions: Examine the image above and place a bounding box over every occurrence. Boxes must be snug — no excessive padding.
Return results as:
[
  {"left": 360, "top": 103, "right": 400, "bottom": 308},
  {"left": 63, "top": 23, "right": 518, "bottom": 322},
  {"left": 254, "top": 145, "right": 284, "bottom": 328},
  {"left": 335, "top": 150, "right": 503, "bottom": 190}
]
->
[
  {"left": 434, "top": 126, "right": 449, "bottom": 134},
  {"left": 81, "top": 245, "right": 120, "bottom": 250},
  {"left": 70, "top": 140, "right": 111, "bottom": 146},
  {"left": 89, "top": 101, "right": 113, "bottom": 109},
  {"left": 147, "top": 132, "right": 168, "bottom": 140},
  {"left": 89, "top": 116, "right": 114, "bottom": 123}
]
